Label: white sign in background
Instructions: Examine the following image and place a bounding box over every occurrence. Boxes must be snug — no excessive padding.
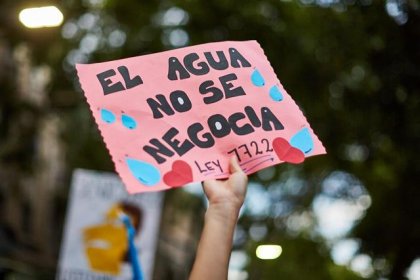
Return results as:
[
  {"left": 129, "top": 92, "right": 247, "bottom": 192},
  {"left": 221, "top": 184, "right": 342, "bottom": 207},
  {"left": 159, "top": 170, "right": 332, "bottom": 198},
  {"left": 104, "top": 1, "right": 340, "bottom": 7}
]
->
[{"left": 57, "top": 169, "right": 164, "bottom": 280}]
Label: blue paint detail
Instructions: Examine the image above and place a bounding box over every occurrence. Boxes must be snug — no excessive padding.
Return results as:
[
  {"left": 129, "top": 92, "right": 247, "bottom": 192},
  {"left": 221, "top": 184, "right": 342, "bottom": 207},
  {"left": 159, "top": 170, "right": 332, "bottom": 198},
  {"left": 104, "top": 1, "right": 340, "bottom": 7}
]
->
[
  {"left": 269, "top": 85, "right": 284, "bottom": 101},
  {"left": 100, "top": 109, "right": 116, "bottom": 124},
  {"left": 122, "top": 114, "right": 137, "bottom": 129},
  {"left": 126, "top": 158, "right": 160, "bottom": 186},
  {"left": 290, "top": 128, "right": 314, "bottom": 154},
  {"left": 121, "top": 214, "right": 143, "bottom": 280},
  {"left": 251, "top": 69, "right": 265, "bottom": 87}
]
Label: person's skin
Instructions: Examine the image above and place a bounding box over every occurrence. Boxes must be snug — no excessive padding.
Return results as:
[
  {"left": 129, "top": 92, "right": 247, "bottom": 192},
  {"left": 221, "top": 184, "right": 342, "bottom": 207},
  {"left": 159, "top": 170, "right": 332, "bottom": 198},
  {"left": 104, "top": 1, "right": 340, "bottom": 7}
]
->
[{"left": 189, "top": 156, "right": 248, "bottom": 280}]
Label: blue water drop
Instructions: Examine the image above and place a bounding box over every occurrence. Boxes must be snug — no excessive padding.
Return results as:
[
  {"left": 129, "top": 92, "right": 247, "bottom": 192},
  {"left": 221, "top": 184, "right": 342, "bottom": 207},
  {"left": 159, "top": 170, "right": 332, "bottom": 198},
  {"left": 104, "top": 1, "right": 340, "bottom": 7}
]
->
[
  {"left": 122, "top": 114, "right": 137, "bottom": 130},
  {"left": 290, "top": 128, "right": 314, "bottom": 154},
  {"left": 251, "top": 69, "right": 265, "bottom": 87},
  {"left": 126, "top": 158, "right": 160, "bottom": 186},
  {"left": 269, "top": 85, "right": 283, "bottom": 101},
  {"left": 100, "top": 109, "right": 116, "bottom": 124}
]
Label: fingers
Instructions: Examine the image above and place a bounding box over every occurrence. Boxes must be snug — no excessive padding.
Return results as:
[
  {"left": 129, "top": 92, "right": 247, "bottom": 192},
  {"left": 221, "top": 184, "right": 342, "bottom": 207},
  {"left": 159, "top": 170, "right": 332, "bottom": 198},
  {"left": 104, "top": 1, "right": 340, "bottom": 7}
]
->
[
  {"left": 202, "top": 179, "right": 216, "bottom": 194},
  {"left": 229, "top": 156, "right": 244, "bottom": 174},
  {"left": 203, "top": 179, "right": 217, "bottom": 189}
]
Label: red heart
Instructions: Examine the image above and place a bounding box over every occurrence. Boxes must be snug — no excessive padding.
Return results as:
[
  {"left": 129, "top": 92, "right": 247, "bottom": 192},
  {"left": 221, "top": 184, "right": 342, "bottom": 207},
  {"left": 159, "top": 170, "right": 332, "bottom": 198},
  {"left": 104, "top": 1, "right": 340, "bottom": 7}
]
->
[
  {"left": 272, "top": 137, "right": 305, "bottom": 164},
  {"left": 163, "top": 160, "right": 193, "bottom": 187}
]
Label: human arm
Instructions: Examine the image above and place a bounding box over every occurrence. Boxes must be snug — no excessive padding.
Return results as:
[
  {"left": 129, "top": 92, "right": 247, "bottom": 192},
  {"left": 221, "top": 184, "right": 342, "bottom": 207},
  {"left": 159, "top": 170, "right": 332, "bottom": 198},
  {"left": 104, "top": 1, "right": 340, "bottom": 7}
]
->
[{"left": 189, "top": 156, "right": 248, "bottom": 280}]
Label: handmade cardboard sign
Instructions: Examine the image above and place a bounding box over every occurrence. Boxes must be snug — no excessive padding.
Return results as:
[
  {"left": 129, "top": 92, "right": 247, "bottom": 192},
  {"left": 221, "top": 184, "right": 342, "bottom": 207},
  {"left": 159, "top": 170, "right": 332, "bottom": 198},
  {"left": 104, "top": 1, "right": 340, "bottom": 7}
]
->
[
  {"left": 76, "top": 40, "right": 326, "bottom": 193},
  {"left": 57, "top": 169, "right": 164, "bottom": 280}
]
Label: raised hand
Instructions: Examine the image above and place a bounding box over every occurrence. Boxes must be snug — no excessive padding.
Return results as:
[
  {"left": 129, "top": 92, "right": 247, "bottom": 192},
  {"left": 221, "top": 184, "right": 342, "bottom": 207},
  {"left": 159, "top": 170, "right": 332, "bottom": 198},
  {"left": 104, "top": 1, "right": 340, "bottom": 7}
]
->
[
  {"left": 203, "top": 156, "right": 248, "bottom": 212},
  {"left": 190, "top": 157, "right": 248, "bottom": 280}
]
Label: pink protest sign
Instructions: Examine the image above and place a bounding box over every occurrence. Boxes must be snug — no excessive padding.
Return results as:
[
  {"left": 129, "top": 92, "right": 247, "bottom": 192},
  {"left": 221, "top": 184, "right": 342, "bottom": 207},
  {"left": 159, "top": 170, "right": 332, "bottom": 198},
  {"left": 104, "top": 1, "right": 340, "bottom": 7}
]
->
[{"left": 76, "top": 40, "right": 326, "bottom": 193}]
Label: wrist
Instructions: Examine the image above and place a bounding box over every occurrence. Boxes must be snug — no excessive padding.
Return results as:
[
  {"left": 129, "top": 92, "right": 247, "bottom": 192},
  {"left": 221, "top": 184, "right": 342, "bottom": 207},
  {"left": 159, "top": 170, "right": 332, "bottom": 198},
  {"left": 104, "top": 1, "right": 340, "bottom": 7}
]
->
[{"left": 205, "top": 202, "right": 240, "bottom": 224}]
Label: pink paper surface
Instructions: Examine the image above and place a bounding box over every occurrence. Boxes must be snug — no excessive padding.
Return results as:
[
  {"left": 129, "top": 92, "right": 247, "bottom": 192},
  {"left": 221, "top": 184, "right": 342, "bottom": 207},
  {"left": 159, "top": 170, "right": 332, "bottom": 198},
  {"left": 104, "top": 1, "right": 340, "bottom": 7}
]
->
[{"left": 76, "top": 40, "right": 326, "bottom": 193}]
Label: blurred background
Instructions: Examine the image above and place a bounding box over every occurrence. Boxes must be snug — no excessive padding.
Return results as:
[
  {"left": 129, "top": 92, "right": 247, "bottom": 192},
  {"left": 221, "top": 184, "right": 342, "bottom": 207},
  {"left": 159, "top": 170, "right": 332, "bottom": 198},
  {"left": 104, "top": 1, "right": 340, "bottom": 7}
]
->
[{"left": 0, "top": 0, "right": 419, "bottom": 279}]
